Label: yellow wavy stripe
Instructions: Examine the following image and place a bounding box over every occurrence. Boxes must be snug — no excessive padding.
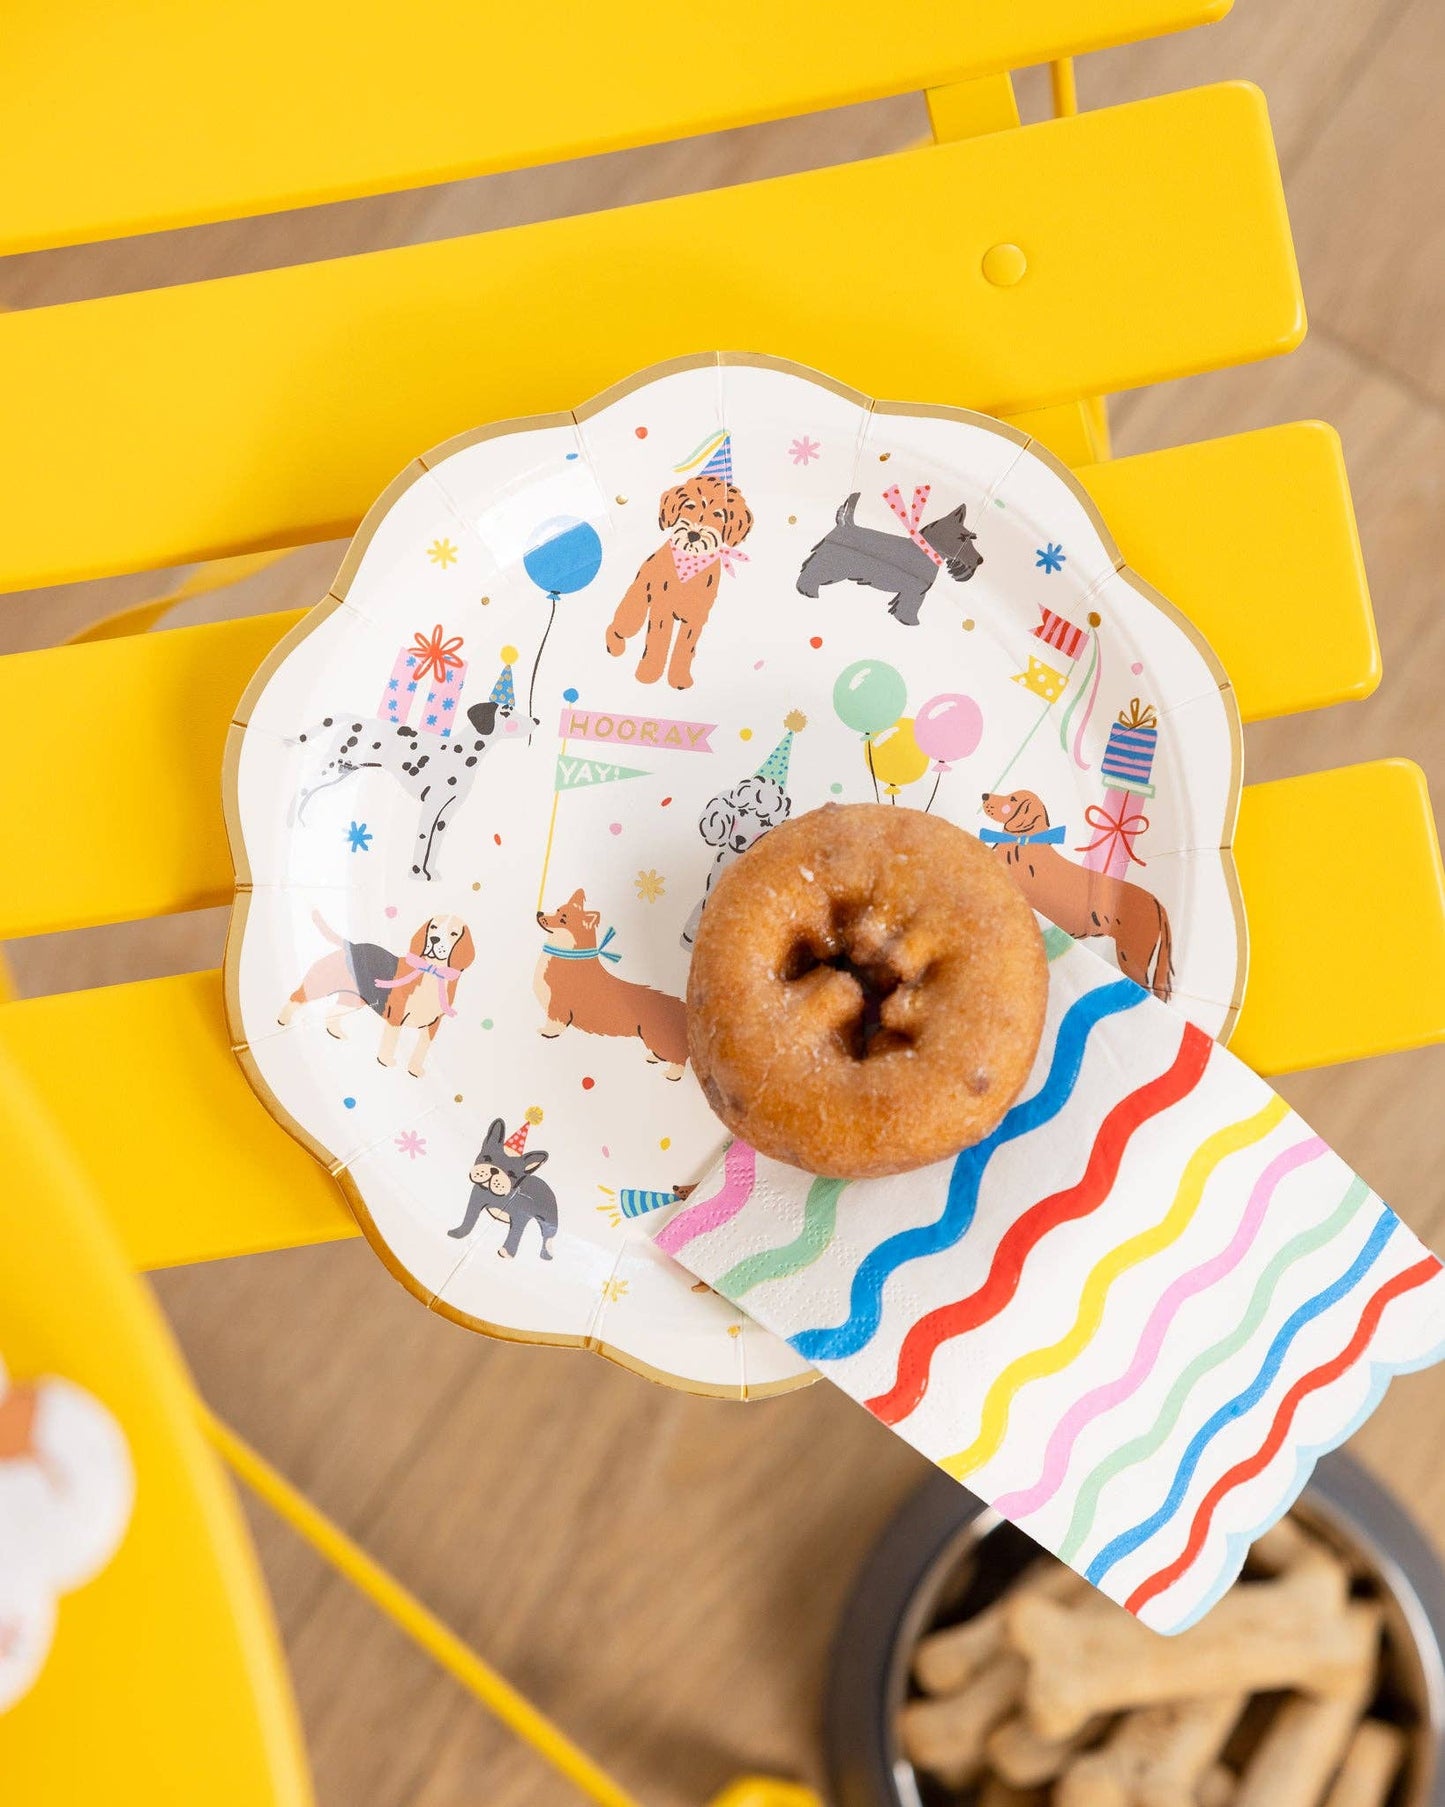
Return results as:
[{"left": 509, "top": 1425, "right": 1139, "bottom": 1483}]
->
[{"left": 940, "top": 1094, "right": 1289, "bottom": 1481}]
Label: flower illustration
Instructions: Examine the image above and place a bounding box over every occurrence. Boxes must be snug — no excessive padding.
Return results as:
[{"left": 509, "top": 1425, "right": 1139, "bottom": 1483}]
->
[
  {"left": 634, "top": 869, "right": 666, "bottom": 903},
  {"left": 395, "top": 1130, "right": 427, "bottom": 1160},
  {"left": 426, "top": 538, "right": 459, "bottom": 568},
  {"left": 1035, "top": 542, "right": 1067, "bottom": 574},
  {"left": 788, "top": 435, "right": 821, "bottom": 466},
  {"left": 345, "top": 821, "right": 373, "bottom": 853}
]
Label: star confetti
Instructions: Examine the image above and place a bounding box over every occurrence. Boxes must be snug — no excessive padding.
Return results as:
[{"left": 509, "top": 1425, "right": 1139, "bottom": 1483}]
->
[
  {"left": 634, "top": 869, "right": 666, "bottom": 903},
  {"left": 601, "top": 1277, "right": 630, "bottom": 1304},
  {"left": 426, "top": 538, "right": 459, "bottom": 568},
  {"left": 395, "top": 1130, "right": 427, "bottom": 1160},
  {"left": 788, "top": 435, "right": 821, "bottom": 466},
  {"left": 1035, "top": 542, "right": 1067, "bottom": 574},
  {"left": 345, "top": 821, "right": 373, "bottom": 853}
]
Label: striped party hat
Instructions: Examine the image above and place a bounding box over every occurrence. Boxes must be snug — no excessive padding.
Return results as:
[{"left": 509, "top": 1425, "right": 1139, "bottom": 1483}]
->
[
  {"left": 755, "top": 710, "right": 806, "bottom": 788},
  {"left": 674, "top": 429, "right": 733, "bottom": 484},
  {"left": 504, "top": 1106, "right": 544, "bottom": 1156}
]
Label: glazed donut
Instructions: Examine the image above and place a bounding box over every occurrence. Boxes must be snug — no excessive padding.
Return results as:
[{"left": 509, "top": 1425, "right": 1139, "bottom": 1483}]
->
[{"left": 686, "top": 804, "right": 1048, "bottom": 1178}]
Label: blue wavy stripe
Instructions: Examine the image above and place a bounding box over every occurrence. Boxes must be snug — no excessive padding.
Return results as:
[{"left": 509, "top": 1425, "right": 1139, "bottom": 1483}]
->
[
  {"left": 788, "top": 977, "right": 1143, "bottom": 1364},
  {"left": 1165, "top": 1319, "right": 1445, "bottom": 1634},
  {"left": 1086, "top": 1206, "right": 1398, "bottom": 1588}
]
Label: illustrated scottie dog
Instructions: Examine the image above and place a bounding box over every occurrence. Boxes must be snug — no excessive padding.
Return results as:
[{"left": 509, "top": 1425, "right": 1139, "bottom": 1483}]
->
[
  {"left": 448, "top": 1112, "right": 558, "bottom": 1261},
  {"left": 797, "top": 484, "right": 981, "bottom": 626}
]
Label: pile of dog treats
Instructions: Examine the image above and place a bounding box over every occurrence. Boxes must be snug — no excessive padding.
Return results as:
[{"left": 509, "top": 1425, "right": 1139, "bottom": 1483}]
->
[{"left": 900, "top": 1516, "right": 1412, "bottom": 1807}]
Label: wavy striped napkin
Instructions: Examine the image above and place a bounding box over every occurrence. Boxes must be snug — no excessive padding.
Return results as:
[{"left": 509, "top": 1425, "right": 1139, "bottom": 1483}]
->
[{"left": 643, "top": 933, "right": 1445, "bottom": 1633}]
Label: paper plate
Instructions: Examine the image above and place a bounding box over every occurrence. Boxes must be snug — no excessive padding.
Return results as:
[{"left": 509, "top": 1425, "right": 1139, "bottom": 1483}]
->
[{"left": 224, "top": 352, "right": 1245, "bottom": 1397}]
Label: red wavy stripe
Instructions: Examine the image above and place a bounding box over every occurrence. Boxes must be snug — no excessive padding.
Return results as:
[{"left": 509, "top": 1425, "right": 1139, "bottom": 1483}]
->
[
  {"left": 867, "top": 1021, "right": 1212, "bottom": 1425},
  {"left": 1125, "top": 1254, "right": 1443, "bottom": 1617}
]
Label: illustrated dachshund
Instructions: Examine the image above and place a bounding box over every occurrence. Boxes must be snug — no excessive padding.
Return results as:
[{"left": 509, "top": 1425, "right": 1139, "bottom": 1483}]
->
[
  {"left": 279, "top": 910, "right": 474, "bottom": 1077},
  {"left": 292, "top": 697, "right": 537, "bottom": 881},
  {"left": 535, "top": 889, "right": 688, "bottom": 1077},
  {"left": 605, "top": 473, "right": 753, "bottom": 689},
  {"left": 681, "top": 774, "right": 793, "bottom": 950},
  {"left": 980, "top": 790, "right": 1174, "bottom": 1001},
  {"left": 449, "top": 1117, "right": 558, "bottom": 1262},
  {"left": 797, "top": 489, "right": 981, "bottom": 626}
]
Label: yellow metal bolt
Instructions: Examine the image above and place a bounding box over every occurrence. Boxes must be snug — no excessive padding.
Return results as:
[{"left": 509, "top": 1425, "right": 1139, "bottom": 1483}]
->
[{"left": 982, "top": 243, "right": 1028, "bottom": 287}]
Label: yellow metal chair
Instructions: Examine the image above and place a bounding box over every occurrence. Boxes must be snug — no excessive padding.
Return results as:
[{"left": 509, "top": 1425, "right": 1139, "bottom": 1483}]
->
[{"left": 2, "top": 3, "right": 1444, "bottom": 1801}]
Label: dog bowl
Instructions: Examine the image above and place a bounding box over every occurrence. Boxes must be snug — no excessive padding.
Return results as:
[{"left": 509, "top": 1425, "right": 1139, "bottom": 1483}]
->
[{"left": 825, "top": 1453, "right": 1445, "bottom": 1806}]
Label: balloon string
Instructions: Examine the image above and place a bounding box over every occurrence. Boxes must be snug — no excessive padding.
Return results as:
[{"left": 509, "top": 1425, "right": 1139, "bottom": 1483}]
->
[
  {"left": 865, "top": 734, "right": 881, "bottom": 804},
  {"left": 984, "top": 695, "right": 1053, "bottom": 800},
  {"left": 526, "top": 593, "right": 559, "bottom": 742},
  {"left": 925, "top": 770, "right": 942, "bottom": 814}
]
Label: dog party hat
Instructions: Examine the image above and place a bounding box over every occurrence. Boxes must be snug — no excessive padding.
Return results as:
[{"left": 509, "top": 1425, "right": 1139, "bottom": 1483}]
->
[
  {"left": 674, "top": 429, "right": 734, "bottom": 483},
  {"left": 755, "top": 711, "right": 807, "bottom": 788},
  {"left": 489, "top": 651, "right": 517, "bottom": 712},
  {"left": 504, "top": 1105, "right": 544, "bottom": 1156}
]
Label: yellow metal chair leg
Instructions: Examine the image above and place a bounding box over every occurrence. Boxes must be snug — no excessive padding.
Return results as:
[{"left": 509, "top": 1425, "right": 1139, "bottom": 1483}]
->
[{"left": 202, "top": 1407, "right": 822, "bottom": 1807}]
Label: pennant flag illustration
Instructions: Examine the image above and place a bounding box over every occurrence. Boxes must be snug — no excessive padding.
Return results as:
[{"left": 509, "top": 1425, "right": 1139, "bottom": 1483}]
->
[
  {"left": 1013, "top": 656, "right": 1069, "bottom": 704},
  {"left": 1033, "top": 607, "right": 1089, "bottom": 662},
  {"left": 554, "top": 755, "right": 651, "bottom": 791}
]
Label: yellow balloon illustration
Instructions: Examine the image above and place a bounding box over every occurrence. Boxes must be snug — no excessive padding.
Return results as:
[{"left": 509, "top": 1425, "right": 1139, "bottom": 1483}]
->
[{"left": 868, "top": 717, "right": 930, "bottom": 795}]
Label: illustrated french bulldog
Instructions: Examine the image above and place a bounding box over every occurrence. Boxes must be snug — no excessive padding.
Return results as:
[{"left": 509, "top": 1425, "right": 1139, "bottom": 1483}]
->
[{"left": 448, "top": 1115, "right": 558, "bottom": 1261}]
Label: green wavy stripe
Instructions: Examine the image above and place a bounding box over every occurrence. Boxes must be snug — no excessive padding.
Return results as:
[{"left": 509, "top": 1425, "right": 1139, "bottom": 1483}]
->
[
  {"left": 1058, "top": 1175, "right": 1371, "bottom": 1565},
  {"left": 1057, "top": 627, "right": 1099, "bottom": 750},
  {"left": 716, "top": 1177, "right": 849, "bottom": 1298}
]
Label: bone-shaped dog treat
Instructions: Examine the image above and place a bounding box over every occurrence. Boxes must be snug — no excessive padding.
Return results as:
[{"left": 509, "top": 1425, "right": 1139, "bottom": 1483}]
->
[
  {"left": 913, "top": 1560, "right": 1082, "bottom": 1695},
  {"left": 898, "top": 1652, "right": 1026, "bottom": 1789},
  {"left": 1010, "top": 1570, "right": 1362, "bottom": 1741},
  {"left": 1232, "top": 1617, "right": 1380, "bottom": 1807},
  {"left": 1198, "top": 1762, "right": 1237, "bottom": 1807},
  {"left": 987, "top": 1709, "right": 1110, "bottom": 1786},
  {"left": 1321, "top": 1719, "right": 1408, "bottom": 1807},
  {"left": 1054, "top": 1692, "right": 1244, "bottom": 1807}
]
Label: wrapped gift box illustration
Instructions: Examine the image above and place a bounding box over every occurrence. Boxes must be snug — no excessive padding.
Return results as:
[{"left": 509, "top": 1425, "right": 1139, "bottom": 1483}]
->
[{"left": 381, "top": 624, "right": 470, "bottom": 737}]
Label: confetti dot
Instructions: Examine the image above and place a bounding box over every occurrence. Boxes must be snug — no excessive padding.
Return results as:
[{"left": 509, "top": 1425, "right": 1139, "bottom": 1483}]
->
[
  {"left": 727, "top": 1325, "right": 741, "bottom": 1339},
  {"left": 754, "top": 659, "right": 765, "bottom": 670},
  {"left": 563, "top": 686, "right": 580, "bottom": 703},
  {"left": 480, "top": 595, "right": 491, "bottom": 606},
  {"left": 582, "top": 1076, "right": 596, "bottom": 1090},
  {"left": 660, "top": 796, "right": 672, "bottom": 807},
  {"left": 501, "top": 643, "right": 519, "bottom": 664},
  {"left": 384, "top": 904, "right": 398, "bottom": 917},
  {"left": 635, "top": 426, "right": 648, "bottom": 438},
  {"left": 471, "top": 881, "right": 481, "bottom": 892},
  {"left": 830, "top": 781, "right": 844, "bottom": 794},
  {"left": 787, "top": 514, "right": 797, "bottom": 525},
  {"left": 1088, "top": 612, "right": 1102, "bottom": 628},
  {"left": 602, "top": 1145, "right": 611, "bottom": 1158},
  {"left": 454, "top": 1094, "right": 464, "bottom": 1103},
  {"left": 343, "top": 1097, "right": 356, "bottom": 1110},
  {"left": 962, "top": 618, "right": 975, "bottom": 632},
  {"left": 660, "top": 1137, "right": 672, "bottom": 1151},
  {"left": 878, "top": 452, "right": 891, "bottom": 461},
  {"left": 615, "top": 494, "right": 628, "bottom": 505},
  {"left": 493, "top": 833, "right": 502, "bottom": 845},
  {"left": 739, "top": 728, "right": 753, "bottom": 742},
  {"left": 565, "top": 452, "right": 579, "bottom": 460},
  {"left": 1131, "top": 660, "right": 1144, "bottom": 676},
  {"left": 481, "top": 1018, "right": 494, "bottom": 1030},
  {"left": 809, "top": 635, "right": 823, "bottom": 649},
  {"left": 609, "top": 821, "right": 623, "bottom": 835}
]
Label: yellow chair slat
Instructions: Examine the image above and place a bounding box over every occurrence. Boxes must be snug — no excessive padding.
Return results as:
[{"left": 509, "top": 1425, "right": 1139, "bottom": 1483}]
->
[
  {"left": 0, "top": 1041, "right": 313, "bottom": 1801},
  {"left": 0, "top": 84, "right": 1300, "bottom": 594},
  {"left": 1232, "top": 760, "right": 1445, "bottom": 1074},
  {"left": 2, "top": 0, "right": 1229, "bottom": 255},
  {"left": 2, "top": 757, "right": 1438, "bottom": 1273},
  {"left": 0, "top": 419, "right": 1373, "bottom": 942}
]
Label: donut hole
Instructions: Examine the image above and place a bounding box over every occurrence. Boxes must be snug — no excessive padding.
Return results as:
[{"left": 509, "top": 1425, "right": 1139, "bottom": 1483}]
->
[{"left": 779, "top": 934, "right": 914, "bottom": 1061}]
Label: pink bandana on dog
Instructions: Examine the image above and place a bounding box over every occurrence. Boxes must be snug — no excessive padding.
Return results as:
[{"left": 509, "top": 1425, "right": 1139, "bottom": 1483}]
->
[
  {"left": 670, "top": 542, "right": 750, "bottom": 583},
  {"left": 375, "top": 952, "right": 461, "bottom": 1015},
  {"left": 883, "top": 483, "right": 945, "bottom": 567}
]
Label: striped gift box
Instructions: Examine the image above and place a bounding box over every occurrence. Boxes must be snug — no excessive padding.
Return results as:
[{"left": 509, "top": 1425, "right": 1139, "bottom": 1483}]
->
[{"left": 1101, "top": 721, "right": 1158, "bottom": 791}]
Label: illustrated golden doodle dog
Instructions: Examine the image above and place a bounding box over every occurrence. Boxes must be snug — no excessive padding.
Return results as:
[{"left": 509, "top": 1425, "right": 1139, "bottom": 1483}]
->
[
  {"left": 278, "top": 910, "right": 474, "bottom": 1077},
  {"left": 981, "top": 790, "right": 1175, "bottom": 1001},
  {"left": 605, "top": 473, "right": 753, "bottom": 689},
  {"left": 535, "top": 889, "right": 689, "bottom": 1077}
]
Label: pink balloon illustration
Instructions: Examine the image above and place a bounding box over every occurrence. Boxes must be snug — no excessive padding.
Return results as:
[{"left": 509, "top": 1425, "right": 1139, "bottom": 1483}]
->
[{"left": 914, "top": 692, "right": 983, "bottom": 812}]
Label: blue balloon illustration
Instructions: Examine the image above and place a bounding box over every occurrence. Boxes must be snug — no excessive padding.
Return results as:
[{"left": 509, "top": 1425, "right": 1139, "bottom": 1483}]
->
[{"left": 523, "top": 515, "right": 603, "bottom": 597}]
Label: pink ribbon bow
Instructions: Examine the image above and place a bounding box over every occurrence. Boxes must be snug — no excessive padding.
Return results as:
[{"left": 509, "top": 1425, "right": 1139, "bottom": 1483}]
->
[
  {"left": 375, "top": 952, "right": 462, "bottom": 1014},
  {"left": 671, "top": 542, "right": 750, "bottom": 584},
  {"left": 409, "top": 624, "right": 466, "bottom": 686},
  {"left": 882, "top": 484, "right": 944, "bottom": 568},
  {"left": 1076, "top": 799, "right": 1151, "bottom": 867}
]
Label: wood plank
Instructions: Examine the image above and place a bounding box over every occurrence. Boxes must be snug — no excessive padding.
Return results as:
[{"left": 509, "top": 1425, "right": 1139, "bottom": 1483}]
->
[
  {"left": 0, "top": 85, "right": 1301, "bottom": 594},
  {"left": 3, "top": 759, "right": 1438, "bottom": 1273},
  {"left": 1, "top": 0, "right": 1228, "bottom": 255}
]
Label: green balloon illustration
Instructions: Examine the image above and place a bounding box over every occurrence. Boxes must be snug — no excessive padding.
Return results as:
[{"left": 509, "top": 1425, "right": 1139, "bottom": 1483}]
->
[{"left": 833, "top": 659, "right": 908, "bottom": 736}]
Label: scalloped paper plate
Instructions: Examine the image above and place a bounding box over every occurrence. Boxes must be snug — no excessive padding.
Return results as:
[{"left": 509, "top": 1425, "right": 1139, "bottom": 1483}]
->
[{"left": 224, "top": 353, "right": 1245, "bottom": 1397}]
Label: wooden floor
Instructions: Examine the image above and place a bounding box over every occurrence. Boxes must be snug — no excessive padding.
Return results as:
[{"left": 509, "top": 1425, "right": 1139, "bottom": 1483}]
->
[{"left": 4, "top": 5, "right": 1444, "bottom": 1802}]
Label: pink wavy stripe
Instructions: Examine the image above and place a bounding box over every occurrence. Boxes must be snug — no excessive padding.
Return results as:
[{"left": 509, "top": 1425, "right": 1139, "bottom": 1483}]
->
[
  {"left": 653, "top": 1142, "right": 757, "bottom": 1256},
  {"left": 993, "top": 1136, "right": 1328, "bottom": 1522},
  {"left": 1070, "top": 632, "right": 1103, "bottom": 771}
]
